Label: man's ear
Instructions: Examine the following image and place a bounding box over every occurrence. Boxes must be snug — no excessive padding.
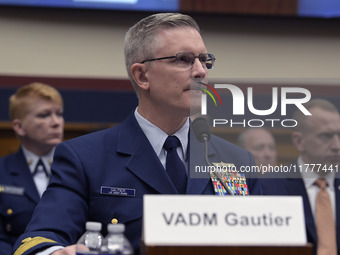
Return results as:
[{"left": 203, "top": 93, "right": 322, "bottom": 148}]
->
[
  {"left": 12, "top": 119, "right": 25, "bottom": 137},
  {"left": 130, "top": 63, "right": 150, "bottom": 91},
  {"left": 291, "top": 131, "right": 304, "bottom": 152}
]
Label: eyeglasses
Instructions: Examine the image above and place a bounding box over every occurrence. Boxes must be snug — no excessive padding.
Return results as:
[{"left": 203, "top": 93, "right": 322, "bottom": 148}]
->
[{"left": 141, "top": 52, "right": 216, "bottom": 70}]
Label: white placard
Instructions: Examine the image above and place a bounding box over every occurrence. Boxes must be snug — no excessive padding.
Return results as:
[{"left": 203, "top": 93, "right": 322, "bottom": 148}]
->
[{"left": 143, "top": 195, "right": 307, "bottom": 246}]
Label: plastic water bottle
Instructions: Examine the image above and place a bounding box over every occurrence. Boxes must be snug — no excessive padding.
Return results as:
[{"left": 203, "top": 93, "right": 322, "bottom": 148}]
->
[
  {"left": 76, "top": 221, "right": 103, "bottom": 255},
  {"left": 100, "top": 223, "right": 134, "bottom": 255}
]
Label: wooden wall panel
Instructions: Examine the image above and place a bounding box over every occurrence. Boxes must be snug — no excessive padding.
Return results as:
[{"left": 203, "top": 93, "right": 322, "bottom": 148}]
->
[
  {"left": 0, "top": 122, "right": 297, "bottom": 165},
  {"left": 180, "top": 0, "right": 297, "bottom": 16},
  {"left": 0, "top": 122, "right": 114, "bottom": 157},
  {"left": 1, "top": 75, "right": 338, "bottom": 167}
]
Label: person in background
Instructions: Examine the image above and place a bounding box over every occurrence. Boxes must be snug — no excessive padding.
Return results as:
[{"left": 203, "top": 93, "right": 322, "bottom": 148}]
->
[
  {"left": 237, "top": 127, "right": 277, "bottom": 167},
  {"left": 262, "top": 99, "right": 340, "bottom": 255},
  {"left": 0, "top": 83, "right": 64, "bottom": 254},
  {"left": 13, "top": 13, "right": 262, "bottom": 255}
]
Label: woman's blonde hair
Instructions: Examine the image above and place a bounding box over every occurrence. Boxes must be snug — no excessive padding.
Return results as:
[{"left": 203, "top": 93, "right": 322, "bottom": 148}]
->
[{"left": 9, "top": 82, "right": 63, "bottom": 120}]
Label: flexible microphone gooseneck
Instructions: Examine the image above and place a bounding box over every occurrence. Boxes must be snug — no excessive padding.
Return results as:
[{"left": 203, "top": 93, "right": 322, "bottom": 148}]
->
[{"left": 192, "top": 117, "right": 233, "bottom": 195}]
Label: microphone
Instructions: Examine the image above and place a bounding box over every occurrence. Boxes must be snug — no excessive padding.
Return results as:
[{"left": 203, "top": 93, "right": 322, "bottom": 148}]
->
[
  {"left": 192, "top": 117, "right": 211, "bottom": 143},
  {"left": 192, "top": 117, "right": 234, "bottom": 195}
]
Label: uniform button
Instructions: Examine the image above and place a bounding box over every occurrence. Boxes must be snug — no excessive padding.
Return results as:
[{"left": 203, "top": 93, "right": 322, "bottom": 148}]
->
[
  {"left": 111, "top": 218, "right": 118, "bottom": 224},
  {"left": 6, "top": 208, "right": 13, "bottom": 215}
]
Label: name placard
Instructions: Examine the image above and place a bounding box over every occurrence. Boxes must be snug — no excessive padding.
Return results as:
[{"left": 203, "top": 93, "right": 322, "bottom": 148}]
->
[{"left": 143, "top": 195, "right": 306, "bottom": 246}]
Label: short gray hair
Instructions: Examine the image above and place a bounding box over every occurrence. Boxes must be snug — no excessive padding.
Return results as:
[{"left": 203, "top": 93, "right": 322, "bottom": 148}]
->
[
  {"left": 293, "top": 98, "right": 339, "bottom": 132},
  {"left": 124, "top": 13, "right": 200, "bottom": 94}
]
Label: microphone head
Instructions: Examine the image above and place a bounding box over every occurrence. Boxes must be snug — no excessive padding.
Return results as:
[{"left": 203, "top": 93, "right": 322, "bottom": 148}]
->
[{"left": 192, "top": 117, "right": 211, "bottom": 143}]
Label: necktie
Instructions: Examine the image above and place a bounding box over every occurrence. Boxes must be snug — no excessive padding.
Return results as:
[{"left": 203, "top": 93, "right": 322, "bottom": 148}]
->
[
  {"left": 315, "top": 178, "right": 337, "bottom": 255},
  {"left": 33, "top": 159, "right": 49, "bottom": 177},
  {"left": 163, "top": 136, "right": 187, "bottom": 194}
]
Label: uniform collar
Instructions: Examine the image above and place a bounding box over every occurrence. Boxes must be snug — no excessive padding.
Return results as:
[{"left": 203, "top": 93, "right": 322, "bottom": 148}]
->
[
  {"left": 134, "top": 107, "right": 189, "bottom": 161},
  {"left": 299, "top": 156, "right": 335, "bottom": 191},
  {"left": 21, "top": 146, "right": 55, "bottom": 175}
]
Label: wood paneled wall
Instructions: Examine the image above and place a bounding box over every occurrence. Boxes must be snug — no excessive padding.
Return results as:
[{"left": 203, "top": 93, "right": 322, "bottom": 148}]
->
[
  {"left": 0, "top": 122, "right": 297, "bottom": 165},
  {"left": 0, "top": 122, "right": 114, "bottom": 157},
  {"left": 180, "top": 0, "right": 297, "bottom": 15}
]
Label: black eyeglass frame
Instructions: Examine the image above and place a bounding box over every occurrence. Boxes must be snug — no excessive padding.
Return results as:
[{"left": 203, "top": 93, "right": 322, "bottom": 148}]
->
[{"left": 140, "top": 52, "right": 216, "bottom": 70}]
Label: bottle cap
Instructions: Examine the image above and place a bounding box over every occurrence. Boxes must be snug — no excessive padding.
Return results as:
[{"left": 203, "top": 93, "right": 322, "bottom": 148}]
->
[
  {"left": 86, "top": 221, "right": 102, "bottom": 231},
  {"left": 107, "top": 223, "right": 125, "bottom": 233}
]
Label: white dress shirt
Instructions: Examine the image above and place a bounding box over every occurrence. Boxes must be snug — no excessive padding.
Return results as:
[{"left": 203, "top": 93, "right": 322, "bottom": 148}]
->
[
  {"left": 22, "top": 146, "right": 53, "bottom": 197},
  {"left": 21, "top": 147, "right": 64, "bottom": 255},
  {"left": 134, "top": 107, "right": 189, "bottom": 171}
]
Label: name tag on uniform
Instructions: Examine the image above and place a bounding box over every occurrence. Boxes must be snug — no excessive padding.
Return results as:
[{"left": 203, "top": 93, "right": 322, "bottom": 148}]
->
[
  {"left": 100, "top": 186, "right": 135, "bottom": 197},
  {"left": 0, "top": 185, "right": 25, "bottom": 195}
]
